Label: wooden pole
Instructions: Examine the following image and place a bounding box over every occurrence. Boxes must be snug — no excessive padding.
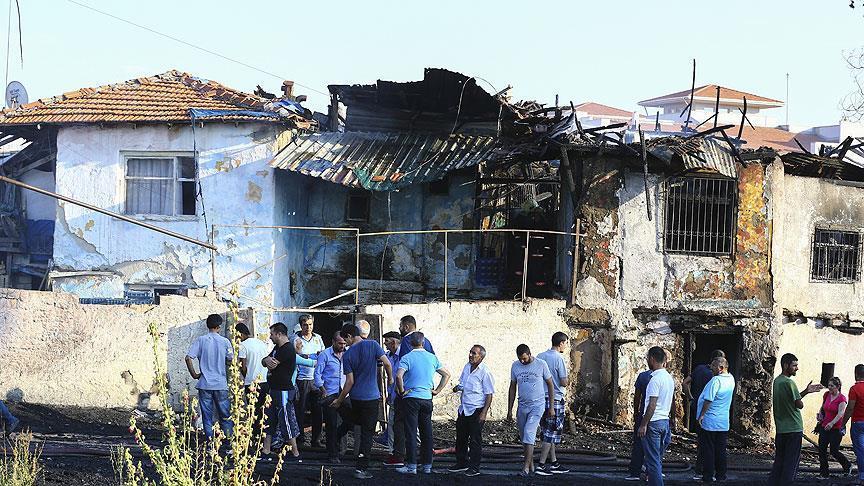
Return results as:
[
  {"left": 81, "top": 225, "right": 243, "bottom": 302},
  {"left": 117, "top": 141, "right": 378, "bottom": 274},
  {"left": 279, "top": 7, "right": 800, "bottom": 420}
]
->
[
  {"left": 639, "top": 128, "right": 652, "bottom": 221},
  {"left": 569, "top": 219, "right": 580, "bottom": 307}
]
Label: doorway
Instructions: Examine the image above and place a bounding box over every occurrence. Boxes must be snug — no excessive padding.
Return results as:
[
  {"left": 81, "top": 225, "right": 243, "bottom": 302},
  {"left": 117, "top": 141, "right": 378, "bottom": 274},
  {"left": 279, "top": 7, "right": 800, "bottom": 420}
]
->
[{"left": 683, "top": 329, "right": 743, "bottom": 432}]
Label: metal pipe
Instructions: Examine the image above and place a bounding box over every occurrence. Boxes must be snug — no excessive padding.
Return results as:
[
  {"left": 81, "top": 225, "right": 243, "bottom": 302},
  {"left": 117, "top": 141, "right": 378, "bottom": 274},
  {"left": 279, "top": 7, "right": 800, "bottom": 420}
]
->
[
  {"left": 355, "top": 232, "right": 360, "bottom": 305},
  {"left": 444, "top": 231, "right": 448, "bottom": 302},
  {"left": 521, "top": 230, "right": 530, "bottom": 302},
  {"left": 212, "top": 224, "right": 359, "bottom": 232},
  {"left": 309, "top": 289, "right": 356, "bottom": 309},
  {"left": 216, "top": 252, "right": 289, "bottom": 290},
  {"left": 359, "top": 228, "right": 569, "bottom": 237},
  {"left": 0, "top": 174, "right": 216, "bottom": 250}
]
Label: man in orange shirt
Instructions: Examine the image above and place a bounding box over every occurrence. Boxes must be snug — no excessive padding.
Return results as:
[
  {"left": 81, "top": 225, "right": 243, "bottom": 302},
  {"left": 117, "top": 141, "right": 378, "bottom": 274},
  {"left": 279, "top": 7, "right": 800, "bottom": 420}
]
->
[{"left": 841, "top": 364, "right": 864, "bottom": 484}]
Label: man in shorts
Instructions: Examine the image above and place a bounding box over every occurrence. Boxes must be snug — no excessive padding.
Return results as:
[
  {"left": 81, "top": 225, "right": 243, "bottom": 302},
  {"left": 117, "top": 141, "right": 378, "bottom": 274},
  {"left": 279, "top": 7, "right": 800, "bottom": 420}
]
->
[
  {"left": 536, "top": 332, "right": 570, "bottom": 476},
  {"left": 507, "top": 344, "right": 555, "bottom": 478}
]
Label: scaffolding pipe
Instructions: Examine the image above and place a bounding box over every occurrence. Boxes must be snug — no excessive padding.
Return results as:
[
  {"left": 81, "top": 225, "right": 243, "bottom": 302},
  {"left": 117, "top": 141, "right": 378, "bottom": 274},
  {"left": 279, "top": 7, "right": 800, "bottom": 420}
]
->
[
  {"left": 0, "top": 174, "right": 216, "bottom": 250},
  {"left": 216, "top": 252, "right": 289, "bottom": 290},
  {"left": 444, "top": 232, "right": 448, "bottom": 302},
  {"left": 308, "top": 289, "right": 357, "bottom": 309},
  {"left": 522, "top": 230, "right": 531, "bottom": 302},
  {"left": 359, "top": 228, "right": 568, "bottom": 237}
]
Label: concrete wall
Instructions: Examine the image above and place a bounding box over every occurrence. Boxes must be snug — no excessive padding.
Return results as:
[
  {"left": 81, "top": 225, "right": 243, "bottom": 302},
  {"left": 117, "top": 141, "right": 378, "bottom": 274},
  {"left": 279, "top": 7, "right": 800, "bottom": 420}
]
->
[
  {"left": 50, "top": 123, "right": 283, "bottom": 324},
  {"left": 0, "top": 288, "right": 230, "bottom": 408},
  {"left": 363, "top": 299, "right": 568, "bottom": 420},
  {"left": 772, "top": 172, "right": 864, "bottom": 320},
  {"left": 775, "top": 322, "right": 864, "bottom": 444}
]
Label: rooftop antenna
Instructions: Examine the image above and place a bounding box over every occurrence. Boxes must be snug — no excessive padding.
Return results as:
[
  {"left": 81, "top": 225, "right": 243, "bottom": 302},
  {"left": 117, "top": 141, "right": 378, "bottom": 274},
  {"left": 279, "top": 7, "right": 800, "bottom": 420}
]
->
[{"left": 785, "top": 73, "right": 790, "bottom": 128}]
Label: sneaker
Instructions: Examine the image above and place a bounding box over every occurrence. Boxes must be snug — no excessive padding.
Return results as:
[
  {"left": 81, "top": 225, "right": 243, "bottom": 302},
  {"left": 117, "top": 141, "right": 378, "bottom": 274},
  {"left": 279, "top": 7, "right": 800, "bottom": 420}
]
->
[
  {"left": 465, "top": 468, "right": 480, "bottom": 477},
  {"left": 517, "top": 470, "right": 532, "bottom": 478},
  {"left": 549, "top": 462, "right": 569, "bottom": 474},
  {"left": 535, "top": 465, "right": 553, "bottom": 476},
  {"left": 448, "top": 465, "right": 469, "bottom": 473},
  {"left": 693, "top": 474, "right": 703, "bottom": 481},
  {"left": 353, "top": 469, "right": 374, "bottom": 479},
  {"left": 373, "top": 434, "right": 389, "bottom": 447},
  {"left": 385, "top": 455, "right": 405, "bottom": 466},
  {"left": 421, "top": 464, "right": 432, "bottom": 474},
  {"left": 624, "top": 475, "right": 641, "bottom": 481},
  {"left": 396, "top": 465, "right": 417, "bottom": 475}
]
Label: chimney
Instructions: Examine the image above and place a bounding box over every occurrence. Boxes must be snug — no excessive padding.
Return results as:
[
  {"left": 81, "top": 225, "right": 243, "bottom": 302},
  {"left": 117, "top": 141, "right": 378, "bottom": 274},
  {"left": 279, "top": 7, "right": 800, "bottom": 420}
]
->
[{"left": 282, "top": 80, "right": 294, "bottom": 99}]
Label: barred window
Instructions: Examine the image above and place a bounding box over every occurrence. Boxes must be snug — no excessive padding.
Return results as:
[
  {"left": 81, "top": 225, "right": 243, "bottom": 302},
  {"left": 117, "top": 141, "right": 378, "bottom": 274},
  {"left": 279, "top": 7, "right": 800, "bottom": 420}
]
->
[
  {"left": 125, "top": 154, "right": 197, "bottom": 216},
  {"left": 810, "top": 229, "right": 862, "bottom": 282},
  {"left": 664, "top": 176, "right": 736, "bottom": 255}
]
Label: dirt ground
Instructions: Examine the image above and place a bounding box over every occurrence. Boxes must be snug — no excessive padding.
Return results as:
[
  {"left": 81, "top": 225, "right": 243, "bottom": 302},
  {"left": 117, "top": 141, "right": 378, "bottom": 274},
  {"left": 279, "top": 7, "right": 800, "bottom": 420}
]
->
[{"left": 3, "top": 403, "right": 860, "bottom": 485}]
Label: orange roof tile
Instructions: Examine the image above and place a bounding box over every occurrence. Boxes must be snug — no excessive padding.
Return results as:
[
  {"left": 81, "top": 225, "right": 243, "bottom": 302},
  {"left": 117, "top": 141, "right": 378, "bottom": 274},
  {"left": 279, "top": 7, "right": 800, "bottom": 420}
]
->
[
  {"left": 0, "top": 70, "right": 305, "bottom": 126},
  {"left": 734, "top": 125, "right": 819, "bottom": 153},
  {"left": 639, "top": 85, "right": 783, "bottom": 106},
  {"left": 573, "top": 102, "right": 633, "bottom": 119}
]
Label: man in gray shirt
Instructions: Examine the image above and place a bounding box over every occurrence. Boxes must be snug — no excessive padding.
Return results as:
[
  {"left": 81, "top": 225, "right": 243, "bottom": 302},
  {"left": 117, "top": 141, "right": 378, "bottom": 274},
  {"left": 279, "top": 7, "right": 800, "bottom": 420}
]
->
[
  {"left": 536, "top": 332, "right": 570, "bottom": 476},
  {"left": 507, "top": 344, "right": 555, "bottom": 478},
  {"left": 185, "top": 314, "right": 233, "bottom": 439}
]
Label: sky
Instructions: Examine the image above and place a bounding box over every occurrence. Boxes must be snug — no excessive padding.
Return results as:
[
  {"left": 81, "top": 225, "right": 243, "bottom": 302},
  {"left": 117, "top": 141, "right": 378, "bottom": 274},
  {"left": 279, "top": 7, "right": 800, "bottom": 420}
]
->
[{"left": 5, "top": 0, "right": 864, "bottom": 127}]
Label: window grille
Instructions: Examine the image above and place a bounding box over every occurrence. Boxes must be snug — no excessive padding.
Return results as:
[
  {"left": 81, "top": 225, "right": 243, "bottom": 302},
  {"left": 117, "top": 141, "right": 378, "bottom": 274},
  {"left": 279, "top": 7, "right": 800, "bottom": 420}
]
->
[
  {"left": 810, "top": 228, "right": 862, "bottom": 282},
  {"left": 125, "top": 155, "right": 197, "bottom": 216},
  {"left": 663, "top": 176, "right": 736, "bottom": 255}
]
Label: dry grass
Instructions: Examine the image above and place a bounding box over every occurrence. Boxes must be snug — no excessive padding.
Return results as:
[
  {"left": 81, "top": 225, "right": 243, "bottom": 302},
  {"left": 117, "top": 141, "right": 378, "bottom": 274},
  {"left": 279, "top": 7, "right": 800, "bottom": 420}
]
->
[{"left": 0, "top": 432, "right": 42, "bottom": 486}]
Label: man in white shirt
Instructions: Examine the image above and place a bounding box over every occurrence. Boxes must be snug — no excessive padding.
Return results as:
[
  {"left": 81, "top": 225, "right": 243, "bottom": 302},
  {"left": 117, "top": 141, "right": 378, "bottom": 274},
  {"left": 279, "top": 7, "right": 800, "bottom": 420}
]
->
[
  {"left": 448, "top": 345, "right": 494, "bottom": 477},
  {"left": 293, "top": 314, "right": 325, "bottom": 447},
  {"left": 236, "top": 323, "right": 270, "bottom": 437},
  {"left": 638, "top": 346, "right": 675, "bottom": 486}
]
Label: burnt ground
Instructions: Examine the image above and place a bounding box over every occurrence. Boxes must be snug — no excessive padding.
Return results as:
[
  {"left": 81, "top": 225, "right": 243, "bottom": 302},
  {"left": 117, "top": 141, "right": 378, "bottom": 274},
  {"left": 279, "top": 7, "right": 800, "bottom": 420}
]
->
[{"left": 2, "top": 402, "right": 860, "bottom": 485}]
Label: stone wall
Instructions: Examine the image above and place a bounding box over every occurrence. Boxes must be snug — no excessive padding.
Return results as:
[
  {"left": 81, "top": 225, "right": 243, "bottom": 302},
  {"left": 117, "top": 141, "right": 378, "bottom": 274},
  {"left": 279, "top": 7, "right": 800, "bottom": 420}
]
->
[
  {"left": 363, "top": 299, "right": 569, "bottom": 420},
  {"left": 0, "top": 289, "right": 230, "bottom": 409}
]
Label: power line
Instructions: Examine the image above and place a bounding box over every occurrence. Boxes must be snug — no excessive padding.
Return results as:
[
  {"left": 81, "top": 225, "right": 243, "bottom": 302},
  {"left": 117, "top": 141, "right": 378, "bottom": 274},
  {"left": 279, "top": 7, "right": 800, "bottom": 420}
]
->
[{"left": 64, "top": 0, "right": 329, "bottom": 97}]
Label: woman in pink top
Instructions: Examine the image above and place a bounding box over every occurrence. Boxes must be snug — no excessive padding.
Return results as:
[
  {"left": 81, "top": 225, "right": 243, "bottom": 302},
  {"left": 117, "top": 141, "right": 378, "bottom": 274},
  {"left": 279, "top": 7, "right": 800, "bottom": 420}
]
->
[{"left": 816, "top": 377, "right": 852, "bottom": 478}]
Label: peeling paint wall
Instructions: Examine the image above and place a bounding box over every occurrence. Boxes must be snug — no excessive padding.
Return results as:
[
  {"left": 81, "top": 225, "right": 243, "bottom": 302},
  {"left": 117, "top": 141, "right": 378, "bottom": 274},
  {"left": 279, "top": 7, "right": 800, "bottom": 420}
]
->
[
  {"left": 51, "top": 123, "right": 280, "bottom": 324},
  {"left": 0, "top": 288, "right": 229, "bottom": 408}
]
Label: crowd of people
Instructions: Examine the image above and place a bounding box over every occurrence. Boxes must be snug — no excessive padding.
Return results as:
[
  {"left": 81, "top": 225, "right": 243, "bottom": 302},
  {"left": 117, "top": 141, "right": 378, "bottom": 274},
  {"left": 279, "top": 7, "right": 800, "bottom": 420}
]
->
[
  {"left": 625, "top": 348, "right": 864, "bottom": 486},
  {"left": 5, "top": 312, "right": 864, "bottom": 484}
]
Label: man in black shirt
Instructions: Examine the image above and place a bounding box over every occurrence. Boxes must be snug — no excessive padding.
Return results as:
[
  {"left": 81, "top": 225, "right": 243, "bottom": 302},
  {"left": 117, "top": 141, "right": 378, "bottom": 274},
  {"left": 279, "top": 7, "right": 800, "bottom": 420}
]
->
[{"left": 263, "top": 322, "right": 301, "bottom": 461}]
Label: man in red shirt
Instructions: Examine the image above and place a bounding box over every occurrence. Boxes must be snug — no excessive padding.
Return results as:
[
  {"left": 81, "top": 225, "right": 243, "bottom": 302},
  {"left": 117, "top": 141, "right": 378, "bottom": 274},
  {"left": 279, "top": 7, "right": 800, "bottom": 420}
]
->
[{"left": 842, "top": 364, "right": 864, "bottom": 483}]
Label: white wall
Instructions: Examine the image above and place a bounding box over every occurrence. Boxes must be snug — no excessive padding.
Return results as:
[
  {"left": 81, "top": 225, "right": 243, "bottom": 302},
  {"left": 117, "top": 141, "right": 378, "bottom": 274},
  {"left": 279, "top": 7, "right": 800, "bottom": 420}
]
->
[
  {"left": 51, "top": 123, "right": 284, "bottom": 324},
  {"left": 363, "top": 299, "right": 568, "bottom": 420}
]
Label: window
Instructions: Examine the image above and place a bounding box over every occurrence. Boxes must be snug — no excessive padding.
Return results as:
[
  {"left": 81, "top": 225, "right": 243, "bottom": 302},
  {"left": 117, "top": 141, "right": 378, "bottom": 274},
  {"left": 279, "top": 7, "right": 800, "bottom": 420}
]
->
[
  {"left": 346, "top": 190, "right": 371, "bottom": 222},
  {"left": 664, "top": 176, "right": 736, "bottom": 255},
  {"left": 428, "top": 175, "right": 450, "bottom": 195},
  {"left": 810, "top": 228, "right": 861, "bottom": 282},
  {"left": 124, "top": 154, "right": 197, "bottom": 216}
]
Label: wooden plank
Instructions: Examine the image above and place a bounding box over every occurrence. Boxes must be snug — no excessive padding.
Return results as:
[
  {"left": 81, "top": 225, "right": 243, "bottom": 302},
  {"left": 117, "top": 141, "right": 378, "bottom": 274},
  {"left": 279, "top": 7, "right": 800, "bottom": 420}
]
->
[{"left": 639, "top": 128, "right": 652, "bottom": 221}]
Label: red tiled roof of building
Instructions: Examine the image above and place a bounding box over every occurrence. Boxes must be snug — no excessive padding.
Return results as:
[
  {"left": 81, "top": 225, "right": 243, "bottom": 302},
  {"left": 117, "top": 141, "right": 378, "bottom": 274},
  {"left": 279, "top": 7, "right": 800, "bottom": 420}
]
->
[
  {"left": 735, "top": 125, "right": 819, "bottom": 153},
  {"left": 573, "top": 102, "right": 633, "bottom": 119},
  {"left": 0, "top": 70, "right": 308, "bottom": 126},
  {"left": 639, "top": 85, "right": 783, "bottom": 106}
]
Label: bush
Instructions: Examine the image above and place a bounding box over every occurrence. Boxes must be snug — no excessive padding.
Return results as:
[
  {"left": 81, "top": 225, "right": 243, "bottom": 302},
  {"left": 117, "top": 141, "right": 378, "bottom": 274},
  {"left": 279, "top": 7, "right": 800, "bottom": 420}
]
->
[
  {"left": 116, "top": 306, "right": 286, "bottom": 486},
  {"left": 0, "top": 432, "right": 41, "bottom": 486}
]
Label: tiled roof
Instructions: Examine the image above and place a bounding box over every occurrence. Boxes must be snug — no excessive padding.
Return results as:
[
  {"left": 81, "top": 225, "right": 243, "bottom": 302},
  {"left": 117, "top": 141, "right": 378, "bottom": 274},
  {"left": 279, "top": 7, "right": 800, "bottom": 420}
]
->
[
  {"left": 0, "top": 70, "right": 308, "bottom": 126},
  {"left": 573, "top": 102, "right": 633, "bottom": 119},
  {"left": 639, "top": 85, "right": 783, "bottom": 106},
  {"left": 735, "top": 125, "right": 819, "bottom": 153}
]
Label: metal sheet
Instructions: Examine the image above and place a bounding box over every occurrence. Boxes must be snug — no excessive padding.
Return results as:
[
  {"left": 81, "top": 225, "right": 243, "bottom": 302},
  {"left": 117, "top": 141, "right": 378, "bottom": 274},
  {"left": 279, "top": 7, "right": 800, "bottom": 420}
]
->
[{"left": 270, "top": 131, "right": 497, "bottom": 191}]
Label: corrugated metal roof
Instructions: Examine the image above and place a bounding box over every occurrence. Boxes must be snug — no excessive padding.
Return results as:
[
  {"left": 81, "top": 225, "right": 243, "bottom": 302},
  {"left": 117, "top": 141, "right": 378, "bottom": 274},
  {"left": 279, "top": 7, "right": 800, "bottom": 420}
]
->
[
  {"left": 270, "top": 131, "right": 496, "bottom": 191},
  {"left": 648, "top": 136, "right": 738, "bottom": 178}
]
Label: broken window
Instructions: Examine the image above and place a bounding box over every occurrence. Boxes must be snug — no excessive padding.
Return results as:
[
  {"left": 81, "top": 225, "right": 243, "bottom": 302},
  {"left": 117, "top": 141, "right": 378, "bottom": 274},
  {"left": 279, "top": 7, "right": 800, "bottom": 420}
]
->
[
  {"left": 664, "top": 176, "right": 736, "bottom": 255},
  {"left": 124, "top": 154, "right": 197, "bottom": 216},
  {"left": 346, "top": 190, "right": 371, "bottom": 223},
  {"left": 810, "top": 228, "right": 862, "bottom": 282}
]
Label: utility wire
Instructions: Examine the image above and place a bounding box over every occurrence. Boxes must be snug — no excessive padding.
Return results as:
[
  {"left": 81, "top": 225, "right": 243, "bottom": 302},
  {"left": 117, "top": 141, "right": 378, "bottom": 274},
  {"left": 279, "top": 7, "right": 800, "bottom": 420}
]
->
[{"left": 64, "top": 0, "right": 329, "bottom": 97}]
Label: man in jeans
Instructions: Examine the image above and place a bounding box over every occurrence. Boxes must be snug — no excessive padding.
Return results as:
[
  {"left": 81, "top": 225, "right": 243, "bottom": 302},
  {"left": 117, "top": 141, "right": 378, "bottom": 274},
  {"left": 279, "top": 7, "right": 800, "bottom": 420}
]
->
[
  {"left": 185, "top": 314, "right": 233, "bottom": 440},
  {"left": 331, "top": 324, "right": 393, "bottom": 480},
  {"left": 395, "top": 332, "right": 451, "bottom": 475},
  {"left": 293, "top": 314, "right": 325, "bottom": 447},
  {"left": 314, "top": 331, "right": 346, "bottom": 463},
  {"left": 695, "top": 357, "right": 735, "bottom": 483},
  {"left": 0, "top": 399, "right": 19, "bottom": 436},
  {"left": 768, "top": 353, "right": 823, "bottom": 486},
  {"left": 684, "top": 349, "right": 726, "bottom": 480},
  {"left": 841, "top": 363, "right": 864, "bottom": 484},
  {"left": 626, "top": 368, "right": 653, "bottom": 481},
  {"left": 638, "top": 346, "right": 674, "bottom": 486},
  {"left": 449, "top": 345, "right": 494, "bottom": 477}
]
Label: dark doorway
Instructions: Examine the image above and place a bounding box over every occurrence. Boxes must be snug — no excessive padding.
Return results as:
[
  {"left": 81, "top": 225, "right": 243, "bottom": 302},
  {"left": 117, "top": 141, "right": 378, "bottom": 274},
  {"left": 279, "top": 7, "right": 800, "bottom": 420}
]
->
[
  {"left": 683, "top": 329, "right": 743, "bottom": 432},
  {"left": 310, "top": 312, "right": 351, "bottom": 348}
]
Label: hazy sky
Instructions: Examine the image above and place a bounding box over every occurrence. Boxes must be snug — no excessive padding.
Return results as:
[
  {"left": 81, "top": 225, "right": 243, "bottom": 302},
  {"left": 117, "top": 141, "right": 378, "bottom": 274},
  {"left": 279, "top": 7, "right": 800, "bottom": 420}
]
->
[{"left": 6, "top": 0, "right": 864, "bottom": 127}]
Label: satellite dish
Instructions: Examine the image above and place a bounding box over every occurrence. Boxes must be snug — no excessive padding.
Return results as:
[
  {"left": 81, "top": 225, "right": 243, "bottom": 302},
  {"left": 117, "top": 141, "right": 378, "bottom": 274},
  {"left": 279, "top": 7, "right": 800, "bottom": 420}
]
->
[{"left": 5, "top": 81, "right": 28, "bottom": 109}]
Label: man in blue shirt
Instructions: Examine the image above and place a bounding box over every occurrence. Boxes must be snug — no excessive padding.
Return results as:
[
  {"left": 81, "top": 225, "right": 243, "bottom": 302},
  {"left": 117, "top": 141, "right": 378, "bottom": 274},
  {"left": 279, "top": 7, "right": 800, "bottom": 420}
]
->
[
  {"left": 388, "top": 315, "right": 435, "bottom": 466},
  {"left": 395, "top": 332, "right": 451, "bottom": 475},
  {"left": 314, "top": 330, "right": 346, "bottom": 463},
  {"left": 185, "top": 314, "right": 233, "bottom": 439},
  {"left": 696, "top": 357, "right": 735, "bottom": 483},
  {"left": 684, "top": 349, "right": 726, "bottom": 479},
  {"left": 627, "top": 368, "right": 654, "bottom": 481},
  {"left": 331, "top": 324, "right": 393, "bottom": 480}
]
